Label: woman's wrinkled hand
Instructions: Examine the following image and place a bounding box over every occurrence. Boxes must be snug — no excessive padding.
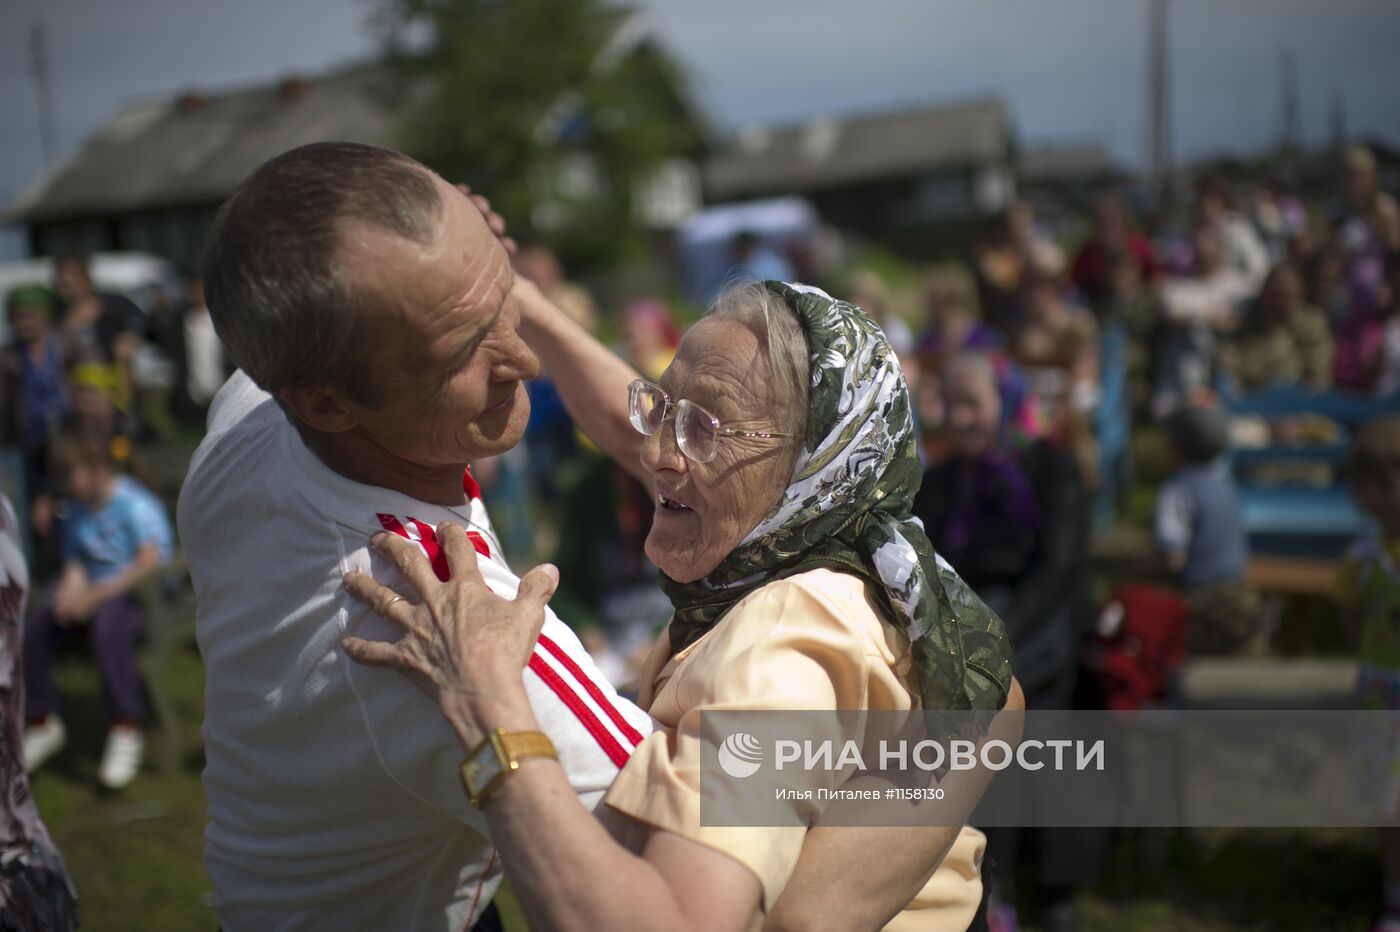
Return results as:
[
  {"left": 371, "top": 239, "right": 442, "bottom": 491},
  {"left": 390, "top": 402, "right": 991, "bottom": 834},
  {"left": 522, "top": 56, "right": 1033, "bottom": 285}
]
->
[
  {"left": 341, "top": 523, "right": 558, "bottom": 746},
  {"left": 454, "top": 183, "right": 517, "bottom": 256}
]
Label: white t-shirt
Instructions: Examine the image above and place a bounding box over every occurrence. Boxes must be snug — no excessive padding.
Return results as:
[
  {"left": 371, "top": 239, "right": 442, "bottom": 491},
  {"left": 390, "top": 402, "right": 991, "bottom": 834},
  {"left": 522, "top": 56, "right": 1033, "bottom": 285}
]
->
[{"left": 179, "top": 372, "right": 654, "bottom": 932}]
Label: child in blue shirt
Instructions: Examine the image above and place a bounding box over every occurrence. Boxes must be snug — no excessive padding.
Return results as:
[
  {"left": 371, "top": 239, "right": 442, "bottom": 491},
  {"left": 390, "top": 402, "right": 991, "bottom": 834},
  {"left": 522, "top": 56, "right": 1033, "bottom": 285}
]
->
[
  {"left": 22, "top": 428, "right": 171, "bottom": 789},
  {"left": 1155, "top": 403, "right": 1264, "bottom": 655}
]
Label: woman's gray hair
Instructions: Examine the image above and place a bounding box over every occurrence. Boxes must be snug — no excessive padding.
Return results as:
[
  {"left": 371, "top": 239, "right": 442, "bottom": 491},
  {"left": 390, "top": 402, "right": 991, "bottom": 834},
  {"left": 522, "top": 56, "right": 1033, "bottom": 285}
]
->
[{"left": 703, "top": 282, "right": 810, "bottom": 441}]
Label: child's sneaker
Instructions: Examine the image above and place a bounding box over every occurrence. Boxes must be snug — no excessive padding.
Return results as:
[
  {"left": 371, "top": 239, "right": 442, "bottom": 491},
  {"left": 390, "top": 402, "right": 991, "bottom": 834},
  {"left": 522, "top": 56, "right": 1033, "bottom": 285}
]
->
[
  {"left": 22, "top": 717, "right": 67, "bottom": 773},
  {"left": 98, "top": 725, "right": 144, "bottom": 789}
]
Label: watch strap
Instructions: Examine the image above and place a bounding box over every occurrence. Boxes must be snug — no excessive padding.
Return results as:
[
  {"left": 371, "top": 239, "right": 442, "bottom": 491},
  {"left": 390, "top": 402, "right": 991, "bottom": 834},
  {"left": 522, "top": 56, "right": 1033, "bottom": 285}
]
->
[
  {"left": 461, "top": 728, "right": 557, "bottom": 808},
  {"left": 496, "top": 730, "right": 556, "bottom": 763}
]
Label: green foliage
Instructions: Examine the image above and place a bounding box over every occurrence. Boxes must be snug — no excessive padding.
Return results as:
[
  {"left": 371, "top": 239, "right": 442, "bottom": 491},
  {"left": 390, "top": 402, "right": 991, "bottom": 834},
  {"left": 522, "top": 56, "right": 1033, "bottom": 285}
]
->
[{"left": 373, "top": 0, "right": 702, "bottom": 268}]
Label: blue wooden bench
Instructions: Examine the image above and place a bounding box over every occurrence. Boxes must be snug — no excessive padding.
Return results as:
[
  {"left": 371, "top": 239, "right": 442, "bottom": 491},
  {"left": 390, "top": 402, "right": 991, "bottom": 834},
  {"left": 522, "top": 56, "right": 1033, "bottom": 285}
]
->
[{"left": 1225, "top": 386, "right": 1400, "bottom": 563}]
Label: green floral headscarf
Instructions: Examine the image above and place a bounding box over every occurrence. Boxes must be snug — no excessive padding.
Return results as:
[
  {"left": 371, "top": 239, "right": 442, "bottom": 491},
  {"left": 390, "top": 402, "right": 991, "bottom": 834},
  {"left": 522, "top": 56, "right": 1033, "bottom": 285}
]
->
[{"left": 662, "top": 282, "right": 1013, "bottom": 714}]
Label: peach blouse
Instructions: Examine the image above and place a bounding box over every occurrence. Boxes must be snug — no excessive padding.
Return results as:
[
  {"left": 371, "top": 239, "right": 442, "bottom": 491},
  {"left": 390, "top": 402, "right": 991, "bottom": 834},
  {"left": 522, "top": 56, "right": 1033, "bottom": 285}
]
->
[{"left": 603, "top": 568, "right": 985, "bottom": 931}]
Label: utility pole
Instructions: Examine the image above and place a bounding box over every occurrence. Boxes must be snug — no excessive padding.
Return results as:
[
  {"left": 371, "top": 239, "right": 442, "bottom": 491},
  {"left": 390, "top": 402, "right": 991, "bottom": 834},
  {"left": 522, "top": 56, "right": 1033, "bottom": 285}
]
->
[
  {"left": 1329, "top": 87, "right": 1348, "bottom": 153},
  {"left": 1146, "top": 0, "right": 1172, "bottom": 214},
  {"left": 27, "top": 19, "right": 58, "bottom": 165},
  {"left": 1276, "top": 47, "right": 1302, "bottom": 158}
]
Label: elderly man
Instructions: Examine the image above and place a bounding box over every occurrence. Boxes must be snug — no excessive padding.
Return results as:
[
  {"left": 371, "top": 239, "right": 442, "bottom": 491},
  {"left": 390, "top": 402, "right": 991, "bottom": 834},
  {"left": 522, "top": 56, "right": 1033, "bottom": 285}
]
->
[
  {"left": 185, "top": 141, "right": 1013, "bottom": 931},
  {"left": 182, "top": 142, "right": 660, "bottom": 931}
]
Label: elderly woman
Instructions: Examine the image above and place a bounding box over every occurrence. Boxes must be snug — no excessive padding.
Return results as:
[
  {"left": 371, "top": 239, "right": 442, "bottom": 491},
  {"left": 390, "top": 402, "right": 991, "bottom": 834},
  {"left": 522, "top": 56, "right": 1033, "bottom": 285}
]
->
[
  {"left": 913, "top": 351, "right": 1099, "bottom": 930},
  {"left": 343, "top": 282, "right": 1018, "bottom": 931}
]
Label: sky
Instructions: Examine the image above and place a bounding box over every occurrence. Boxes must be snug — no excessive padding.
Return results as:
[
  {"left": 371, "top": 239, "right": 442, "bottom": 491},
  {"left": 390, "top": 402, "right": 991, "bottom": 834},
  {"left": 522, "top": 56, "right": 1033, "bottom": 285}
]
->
[{"left": 1, "top": 0, "right": 1398, "bottom": 254}]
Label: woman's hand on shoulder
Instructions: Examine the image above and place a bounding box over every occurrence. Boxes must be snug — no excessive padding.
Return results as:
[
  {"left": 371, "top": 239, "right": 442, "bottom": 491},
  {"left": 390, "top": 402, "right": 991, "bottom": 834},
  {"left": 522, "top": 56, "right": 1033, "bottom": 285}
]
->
[{"left": 341, "top": 523, "right": 558, "bottom": 748}]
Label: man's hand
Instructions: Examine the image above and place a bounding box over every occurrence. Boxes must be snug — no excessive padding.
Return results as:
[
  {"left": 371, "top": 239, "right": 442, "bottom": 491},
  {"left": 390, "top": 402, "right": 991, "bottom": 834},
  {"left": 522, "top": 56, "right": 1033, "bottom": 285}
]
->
[{"left": 341, "top": 523, "right": 559, "bottom": 749}]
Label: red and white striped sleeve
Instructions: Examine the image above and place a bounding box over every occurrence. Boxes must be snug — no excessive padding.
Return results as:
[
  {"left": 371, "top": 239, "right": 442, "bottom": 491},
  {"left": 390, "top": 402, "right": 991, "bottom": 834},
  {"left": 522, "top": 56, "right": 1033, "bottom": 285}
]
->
[{"left": 372, "top": 509, "right": 653, "bottom": 789}]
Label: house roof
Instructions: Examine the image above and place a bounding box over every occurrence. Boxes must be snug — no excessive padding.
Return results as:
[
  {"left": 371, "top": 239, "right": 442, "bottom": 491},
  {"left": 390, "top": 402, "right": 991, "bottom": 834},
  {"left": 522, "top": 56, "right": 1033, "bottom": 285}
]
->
[
  {"left": 1018, "top": 143, "right": 1126, "bottom": 184},
  {"left": 704, "top": 98, "right": 1009, "bottom": 201},
  {"left": 7, "top": 7, "right": 712, "bottom": 225},
  {"left": 7, "top": 67, "right": 394, "bottom": 223}
]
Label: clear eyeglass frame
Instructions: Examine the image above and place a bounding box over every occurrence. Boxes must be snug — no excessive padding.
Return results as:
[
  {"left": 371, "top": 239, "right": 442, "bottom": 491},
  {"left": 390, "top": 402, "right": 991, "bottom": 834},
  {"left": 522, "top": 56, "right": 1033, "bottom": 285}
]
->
[{"left": 627, "top": 379, "right": 799, "bottom": 464}]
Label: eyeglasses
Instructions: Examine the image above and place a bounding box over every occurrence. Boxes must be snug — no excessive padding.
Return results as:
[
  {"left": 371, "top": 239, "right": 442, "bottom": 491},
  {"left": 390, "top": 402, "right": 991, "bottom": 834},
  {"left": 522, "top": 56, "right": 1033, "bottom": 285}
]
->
[{"left": 627, "top": 379, "right": 798, "bottom": 464}]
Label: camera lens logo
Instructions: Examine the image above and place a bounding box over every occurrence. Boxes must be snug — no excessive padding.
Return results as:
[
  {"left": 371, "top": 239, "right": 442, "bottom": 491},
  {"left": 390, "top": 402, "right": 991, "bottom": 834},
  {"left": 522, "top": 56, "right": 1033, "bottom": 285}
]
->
[{"left": 718, "top": 733, "right": 763, "bottom": 779}]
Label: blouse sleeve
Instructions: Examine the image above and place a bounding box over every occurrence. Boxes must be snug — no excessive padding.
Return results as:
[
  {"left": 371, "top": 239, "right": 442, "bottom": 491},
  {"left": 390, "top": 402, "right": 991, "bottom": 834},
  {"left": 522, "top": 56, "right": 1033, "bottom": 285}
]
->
[{"left": 603, "top": 573, "right": 875, "bottom": 911}]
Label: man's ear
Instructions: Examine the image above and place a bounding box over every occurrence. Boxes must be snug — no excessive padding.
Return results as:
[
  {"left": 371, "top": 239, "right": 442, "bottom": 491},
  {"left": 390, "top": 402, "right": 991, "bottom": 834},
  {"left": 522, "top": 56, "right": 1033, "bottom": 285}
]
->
[{"left": 278, "top": 384, "right": 360, "bottom": 434}]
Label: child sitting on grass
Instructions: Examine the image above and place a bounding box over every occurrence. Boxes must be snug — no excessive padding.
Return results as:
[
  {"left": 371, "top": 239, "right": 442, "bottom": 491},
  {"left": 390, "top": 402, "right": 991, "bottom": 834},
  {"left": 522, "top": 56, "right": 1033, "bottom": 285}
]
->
[
  {"left": 1336, "top": 416, "right": 1400, "bottom": 932},
  {"left": 21, "top": 428, "right": 171, "bottom": 789}
]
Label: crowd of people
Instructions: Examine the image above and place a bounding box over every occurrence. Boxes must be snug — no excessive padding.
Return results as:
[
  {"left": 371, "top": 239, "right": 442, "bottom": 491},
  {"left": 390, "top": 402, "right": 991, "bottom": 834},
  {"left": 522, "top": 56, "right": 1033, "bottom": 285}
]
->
[
  {"left": 0, "top": 256, "right": 213, "bottom": 790},
  {"left": 0, "top": 139, "right": 1397, "bottom": 931},
  {"left": 520, "top": 145, "right": 1399, "bottom": 691},
  {"left": 464, "top": 144, "right": 1400, "bottom": 931}
]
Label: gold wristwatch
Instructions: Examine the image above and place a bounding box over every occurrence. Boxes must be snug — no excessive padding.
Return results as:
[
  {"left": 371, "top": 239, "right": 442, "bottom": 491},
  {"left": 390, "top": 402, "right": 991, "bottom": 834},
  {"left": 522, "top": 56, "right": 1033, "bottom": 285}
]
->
[{"left": 460, "top": 728, "right": 557, "bottom": 808}]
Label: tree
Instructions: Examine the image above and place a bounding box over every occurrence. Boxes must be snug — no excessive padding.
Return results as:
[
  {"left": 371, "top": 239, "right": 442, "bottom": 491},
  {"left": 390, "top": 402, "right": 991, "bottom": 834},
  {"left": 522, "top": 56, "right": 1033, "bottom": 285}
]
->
[{"left": 374, "top": 0, "right": 703, "bottom": 267}]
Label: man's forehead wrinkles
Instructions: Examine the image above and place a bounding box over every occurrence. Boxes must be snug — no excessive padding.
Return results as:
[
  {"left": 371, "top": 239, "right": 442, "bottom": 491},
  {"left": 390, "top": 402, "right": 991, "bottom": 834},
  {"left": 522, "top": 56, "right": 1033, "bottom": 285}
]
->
[
  {"left": 421, "top": 245, "right": 506, "bottom": 337},
  {"left": 454, "top": 251, "right": 498, "bottom": 309},
  {"left": 461, "top": 241, "right": 511, "bottom": 307}
]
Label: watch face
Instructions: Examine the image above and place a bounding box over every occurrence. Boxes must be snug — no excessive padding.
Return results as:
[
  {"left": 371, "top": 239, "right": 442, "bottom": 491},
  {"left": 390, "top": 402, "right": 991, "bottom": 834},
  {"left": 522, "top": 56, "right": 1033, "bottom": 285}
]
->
[{"left": 466, "top": 746, "right": 503, "bottom": 796}]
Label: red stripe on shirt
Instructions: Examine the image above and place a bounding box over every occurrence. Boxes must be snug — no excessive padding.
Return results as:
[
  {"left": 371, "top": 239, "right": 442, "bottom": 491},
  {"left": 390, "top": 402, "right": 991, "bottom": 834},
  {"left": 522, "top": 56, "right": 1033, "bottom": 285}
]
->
[
  {"left": 376, "top": 513, "right": 408, "bottom": 536},
  {"left": 408, "top": 519, "right": 452, "bottom": 582},
  {"left": 377, "top": 514, "right": 490, "bottom": 565},
  {"left": 463, "top": 846, "right": 496, "bottom": 932},
  {"left": 465, "top": 531, "right": 491, "bottom": 559},
  {"left": 462, "top": 467, "right": 481, "bottom": 501},
  {"left": 527, "top": 653, "right": 631, "bottom": 768},
  {"left": 379, "top": 512, "right": 629, "bottom": 767},
  {"left": 537, "top": 633, "right": 644, "bottom": 748}
]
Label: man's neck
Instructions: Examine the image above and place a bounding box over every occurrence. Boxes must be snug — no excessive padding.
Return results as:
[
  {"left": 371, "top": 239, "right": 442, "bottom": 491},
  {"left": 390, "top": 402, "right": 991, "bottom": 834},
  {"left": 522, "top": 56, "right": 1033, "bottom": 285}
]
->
[{"left": 302, "top": 426, "right": 469, "bottom": 507}]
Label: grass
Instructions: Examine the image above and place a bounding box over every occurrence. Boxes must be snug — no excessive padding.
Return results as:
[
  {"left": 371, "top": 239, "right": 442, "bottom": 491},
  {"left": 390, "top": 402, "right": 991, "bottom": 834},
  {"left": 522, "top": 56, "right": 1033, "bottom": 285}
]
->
[
  {"left": 1076, "top": 828, "right": 1377, "bottom": 931},
  {"left": 31, "top": 640, "right": 212, "bottom": 931}
]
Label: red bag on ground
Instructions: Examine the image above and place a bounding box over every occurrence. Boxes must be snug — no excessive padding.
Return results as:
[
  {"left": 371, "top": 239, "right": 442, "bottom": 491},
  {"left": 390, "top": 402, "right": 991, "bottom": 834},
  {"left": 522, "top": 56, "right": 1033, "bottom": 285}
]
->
[{"left": 1089, "top": 583, "right": 1189, "bottom": 711}]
